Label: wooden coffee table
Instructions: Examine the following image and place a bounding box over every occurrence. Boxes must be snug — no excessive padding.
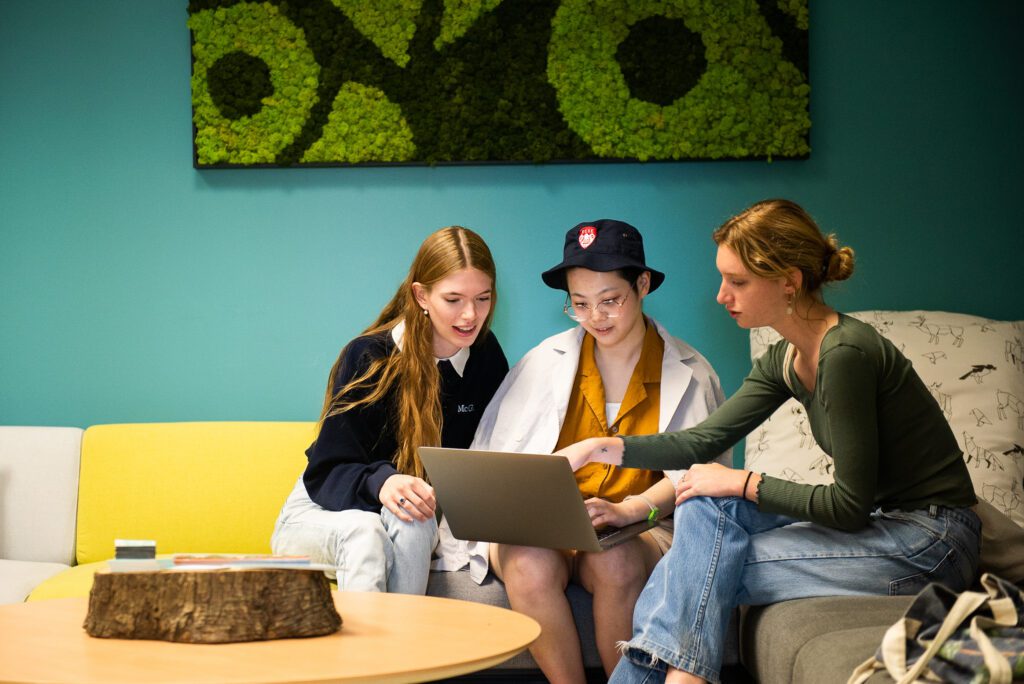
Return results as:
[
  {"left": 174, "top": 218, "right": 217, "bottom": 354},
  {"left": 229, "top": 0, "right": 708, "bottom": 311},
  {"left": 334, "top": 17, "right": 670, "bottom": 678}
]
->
[{"left": 0, "top": 591, "right": 540, "bottom": 683}]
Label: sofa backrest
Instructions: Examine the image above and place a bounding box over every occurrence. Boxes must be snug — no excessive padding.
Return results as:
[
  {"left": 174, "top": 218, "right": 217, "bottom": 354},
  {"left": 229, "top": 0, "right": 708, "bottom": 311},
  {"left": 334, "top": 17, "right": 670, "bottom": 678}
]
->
[
  {"left": 0, "top": 426, "right": 83, "bottom": 564},
  {"left": 745, "top": 310, "right": 1024, "bottom": 528},
  {"left": 75, "top": 422, "right": 313, "bottom": 565}
]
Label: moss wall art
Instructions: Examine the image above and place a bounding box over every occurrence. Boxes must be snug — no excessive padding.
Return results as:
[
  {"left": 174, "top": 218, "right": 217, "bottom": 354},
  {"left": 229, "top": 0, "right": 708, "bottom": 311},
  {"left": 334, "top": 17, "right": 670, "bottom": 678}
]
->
[{"left": 188, "top": 0, "right": 810, "bottom": 167}]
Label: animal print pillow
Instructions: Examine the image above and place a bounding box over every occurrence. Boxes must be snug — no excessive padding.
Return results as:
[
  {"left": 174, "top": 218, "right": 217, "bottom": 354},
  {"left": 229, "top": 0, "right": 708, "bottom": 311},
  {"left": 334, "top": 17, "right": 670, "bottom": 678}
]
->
[{"left": 745, "top": 310, "right": 1024, "bottom": 527}]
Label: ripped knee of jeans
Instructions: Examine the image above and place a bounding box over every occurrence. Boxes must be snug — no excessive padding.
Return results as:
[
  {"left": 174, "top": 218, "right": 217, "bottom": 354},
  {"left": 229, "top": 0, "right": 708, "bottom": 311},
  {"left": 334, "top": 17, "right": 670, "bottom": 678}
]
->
[{"left": 619, "top": 642, "right": 666, "bottom": 672}]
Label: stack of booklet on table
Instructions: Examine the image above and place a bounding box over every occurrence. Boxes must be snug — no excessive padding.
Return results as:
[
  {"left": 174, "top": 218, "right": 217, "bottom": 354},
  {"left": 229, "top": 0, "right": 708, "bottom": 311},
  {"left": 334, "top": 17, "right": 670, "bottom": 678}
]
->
[
  {"left": 114, "top": 538, "right": 157, "bottom": 560},
  {"left": 107, "top": 551, "right": 332, "bottom": 572}
]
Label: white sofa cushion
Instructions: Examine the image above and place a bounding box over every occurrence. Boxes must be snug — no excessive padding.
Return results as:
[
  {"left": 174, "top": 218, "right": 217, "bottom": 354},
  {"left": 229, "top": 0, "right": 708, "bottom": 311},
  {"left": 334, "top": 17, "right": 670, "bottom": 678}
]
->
[
  {"left": 745, "top": 311, "right": 1024, "bottom": 527},
  {"left": 0, "top": 559, "right": 70, "bottom": 604},
  {"left": 0, "top": 426, "right": 82, "bottom": 564}
]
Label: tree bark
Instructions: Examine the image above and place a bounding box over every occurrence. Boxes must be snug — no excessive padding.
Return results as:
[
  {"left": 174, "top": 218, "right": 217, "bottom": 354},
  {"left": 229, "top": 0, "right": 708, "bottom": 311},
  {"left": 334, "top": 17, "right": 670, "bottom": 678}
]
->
[{"left": 84, "top": 569, "right": 341, "bottom": 643}]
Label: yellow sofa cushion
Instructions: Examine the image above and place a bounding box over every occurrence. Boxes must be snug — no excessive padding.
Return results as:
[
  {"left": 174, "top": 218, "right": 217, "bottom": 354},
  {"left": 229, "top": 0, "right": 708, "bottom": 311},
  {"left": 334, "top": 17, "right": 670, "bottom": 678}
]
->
[
  {"left": 29, "top": 422, "right": 313, "bottom": 600},
  {"left": 27, "top": 560, "right": 111, "bottom": 600}
]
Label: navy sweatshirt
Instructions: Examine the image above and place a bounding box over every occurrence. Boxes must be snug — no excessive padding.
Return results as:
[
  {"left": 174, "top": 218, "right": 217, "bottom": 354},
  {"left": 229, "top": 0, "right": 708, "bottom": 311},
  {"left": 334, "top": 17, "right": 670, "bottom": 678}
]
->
[{"left": 302, "top": 328, "right": 508, "bottom": 512}]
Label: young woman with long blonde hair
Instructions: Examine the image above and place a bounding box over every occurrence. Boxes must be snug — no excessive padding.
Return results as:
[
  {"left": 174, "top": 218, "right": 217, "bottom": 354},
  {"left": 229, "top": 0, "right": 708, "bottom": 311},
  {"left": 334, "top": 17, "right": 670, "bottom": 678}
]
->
[{"left": 272, "top": 226, "right": 508, "bottom": 594}]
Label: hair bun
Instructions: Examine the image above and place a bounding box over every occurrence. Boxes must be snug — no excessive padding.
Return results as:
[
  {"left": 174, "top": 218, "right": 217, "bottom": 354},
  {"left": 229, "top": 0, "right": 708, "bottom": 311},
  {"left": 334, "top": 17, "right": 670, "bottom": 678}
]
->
[{"left": 825, "top": 245, "right": 855, "bottom": 282}]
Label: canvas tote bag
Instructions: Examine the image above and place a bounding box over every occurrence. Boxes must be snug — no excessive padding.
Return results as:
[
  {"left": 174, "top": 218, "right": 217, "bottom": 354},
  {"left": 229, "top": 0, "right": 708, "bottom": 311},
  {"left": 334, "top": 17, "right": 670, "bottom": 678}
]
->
[{"left": 849, "top": 573, "right": 1024, "bottom": 683}]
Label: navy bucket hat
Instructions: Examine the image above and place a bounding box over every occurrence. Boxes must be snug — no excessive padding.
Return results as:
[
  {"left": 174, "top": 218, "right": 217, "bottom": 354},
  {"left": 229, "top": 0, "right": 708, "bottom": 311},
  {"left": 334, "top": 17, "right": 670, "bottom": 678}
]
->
[{"left": 541, "top": 219, "right": 665, "bottom": 292}]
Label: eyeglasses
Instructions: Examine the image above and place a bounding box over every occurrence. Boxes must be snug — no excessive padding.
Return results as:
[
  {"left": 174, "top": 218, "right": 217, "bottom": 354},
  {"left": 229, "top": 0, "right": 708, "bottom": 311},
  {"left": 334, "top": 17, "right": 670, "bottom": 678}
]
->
[{"left": 563, "top": 291, "right": 632, "bottom": 322}]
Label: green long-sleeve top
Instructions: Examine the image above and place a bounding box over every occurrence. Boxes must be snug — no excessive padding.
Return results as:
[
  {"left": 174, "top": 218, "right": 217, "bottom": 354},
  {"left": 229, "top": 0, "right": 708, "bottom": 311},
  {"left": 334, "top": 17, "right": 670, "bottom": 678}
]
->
[{"left": 622, "top": 314, "right": 977, "bottom": 531}]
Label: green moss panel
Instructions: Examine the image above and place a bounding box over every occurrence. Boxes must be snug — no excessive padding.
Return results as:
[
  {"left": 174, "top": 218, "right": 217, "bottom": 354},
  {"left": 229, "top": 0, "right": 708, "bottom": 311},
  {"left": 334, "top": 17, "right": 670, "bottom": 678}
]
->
[{"left": 188, "top": 0, "right": 810, "bottom": 166}]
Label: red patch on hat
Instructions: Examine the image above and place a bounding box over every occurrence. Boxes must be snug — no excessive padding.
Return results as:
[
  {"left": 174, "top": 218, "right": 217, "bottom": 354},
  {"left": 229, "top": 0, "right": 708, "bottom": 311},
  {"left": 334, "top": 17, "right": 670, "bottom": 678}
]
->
[{"left": 578, "top": 226, "right": 597, "bottom": 249}]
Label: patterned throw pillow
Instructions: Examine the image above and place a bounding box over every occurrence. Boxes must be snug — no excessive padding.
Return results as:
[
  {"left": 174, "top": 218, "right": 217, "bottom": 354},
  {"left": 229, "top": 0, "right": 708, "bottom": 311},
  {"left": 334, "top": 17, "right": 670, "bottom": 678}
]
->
[{"left": 745, "top": 310, "right": 1024, "bottom": 526}]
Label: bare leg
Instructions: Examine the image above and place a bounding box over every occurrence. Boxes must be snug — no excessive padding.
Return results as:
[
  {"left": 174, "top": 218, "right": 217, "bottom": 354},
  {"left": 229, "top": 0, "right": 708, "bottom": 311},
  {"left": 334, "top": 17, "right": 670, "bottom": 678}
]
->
[
  {"left": 576, "top": 536, "right": 656, "bottom": 677},
  {"left": 491, "top": 543, "right": 586, "bottom": 684},
  {"left": 666, "top": 668, "right": 705, "bottom": 684}
]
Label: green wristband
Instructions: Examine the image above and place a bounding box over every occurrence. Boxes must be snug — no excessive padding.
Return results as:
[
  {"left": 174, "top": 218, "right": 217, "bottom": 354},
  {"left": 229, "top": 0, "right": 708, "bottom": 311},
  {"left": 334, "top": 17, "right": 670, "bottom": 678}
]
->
[{"left": 626, "top": 494, "right": 659, "bottom": 524}]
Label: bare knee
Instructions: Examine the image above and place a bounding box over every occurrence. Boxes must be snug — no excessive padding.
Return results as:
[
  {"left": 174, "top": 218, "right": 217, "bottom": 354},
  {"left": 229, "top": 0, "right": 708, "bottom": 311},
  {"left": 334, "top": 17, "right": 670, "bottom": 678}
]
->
[
  {"left": 496, "top": 545, "right": 571, "bottom": 597},
  {"left": 578, "top": 541, "right": 648, "bottom": 595}
]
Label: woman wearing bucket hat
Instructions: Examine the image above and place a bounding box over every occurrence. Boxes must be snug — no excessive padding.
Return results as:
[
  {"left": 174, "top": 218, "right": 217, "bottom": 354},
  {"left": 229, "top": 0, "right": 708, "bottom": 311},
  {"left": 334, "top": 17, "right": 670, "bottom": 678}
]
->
[{"left": 462, "top": 219, "right": 727, "bottom": 682}]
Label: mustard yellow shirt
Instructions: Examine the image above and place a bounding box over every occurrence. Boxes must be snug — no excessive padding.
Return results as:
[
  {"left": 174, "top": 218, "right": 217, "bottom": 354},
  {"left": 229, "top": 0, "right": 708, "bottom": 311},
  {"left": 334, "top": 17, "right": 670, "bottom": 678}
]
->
[{"left": 555, "top": 321, "right": 664, "bottom": 502}]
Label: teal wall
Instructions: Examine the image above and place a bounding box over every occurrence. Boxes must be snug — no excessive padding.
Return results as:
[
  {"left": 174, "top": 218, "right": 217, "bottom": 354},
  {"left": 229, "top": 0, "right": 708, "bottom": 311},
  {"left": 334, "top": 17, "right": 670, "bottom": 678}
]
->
[{"left": 2, "top": 1, "right": 1022, "bottom": 431}]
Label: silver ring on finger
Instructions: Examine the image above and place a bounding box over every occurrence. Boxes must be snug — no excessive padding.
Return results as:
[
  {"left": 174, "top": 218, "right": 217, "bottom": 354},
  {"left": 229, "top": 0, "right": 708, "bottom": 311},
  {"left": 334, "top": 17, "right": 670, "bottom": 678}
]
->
[{"left": 398, "top": 497, "right": 406, "bottom": 506}]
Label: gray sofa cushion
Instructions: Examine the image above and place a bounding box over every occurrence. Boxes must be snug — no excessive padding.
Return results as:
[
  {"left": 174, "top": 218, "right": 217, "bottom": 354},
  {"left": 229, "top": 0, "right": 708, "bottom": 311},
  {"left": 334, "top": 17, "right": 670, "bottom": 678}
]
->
[
  {"left": 793, "top": 625, "right": 901, "bottom": 684},
  {"left": 741, "top": 595, "right": 913, "bottom": 684}
]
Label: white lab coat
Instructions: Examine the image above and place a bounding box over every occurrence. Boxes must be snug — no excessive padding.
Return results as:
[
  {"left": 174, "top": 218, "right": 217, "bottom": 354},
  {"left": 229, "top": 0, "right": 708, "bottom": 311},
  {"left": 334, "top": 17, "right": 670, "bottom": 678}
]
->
[{"left": 433, "top": 318, "right": 728, "bottom": 583}]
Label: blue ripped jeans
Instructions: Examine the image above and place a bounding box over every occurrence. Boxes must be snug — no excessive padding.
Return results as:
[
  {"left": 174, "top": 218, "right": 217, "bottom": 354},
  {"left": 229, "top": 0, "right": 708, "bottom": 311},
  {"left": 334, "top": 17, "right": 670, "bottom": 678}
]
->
[{"left": 610, "top": 497, "right": 981, "bottom": 684}]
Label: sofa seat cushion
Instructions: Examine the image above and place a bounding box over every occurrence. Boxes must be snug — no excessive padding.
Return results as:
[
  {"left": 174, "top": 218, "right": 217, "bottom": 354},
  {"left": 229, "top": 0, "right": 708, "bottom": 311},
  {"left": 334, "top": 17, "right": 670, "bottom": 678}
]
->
[
  {"left": 793, "top": 625, "right": 900, "bottom": 684},
  {"left": 26, "top": 560, "right": 116, "bottom": 601},
  {"left": 0, "top": 559, "right": 71, "bottom": 604},
  {"left": 741, "top": 595, "right": 913, "bottom": 684}
]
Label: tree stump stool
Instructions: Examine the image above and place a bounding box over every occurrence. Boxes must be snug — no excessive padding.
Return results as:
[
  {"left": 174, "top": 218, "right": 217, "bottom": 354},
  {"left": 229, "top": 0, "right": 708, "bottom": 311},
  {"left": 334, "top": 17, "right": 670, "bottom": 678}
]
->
[{"left": 84, "top": 568, "right": 342, "bottom": 643}]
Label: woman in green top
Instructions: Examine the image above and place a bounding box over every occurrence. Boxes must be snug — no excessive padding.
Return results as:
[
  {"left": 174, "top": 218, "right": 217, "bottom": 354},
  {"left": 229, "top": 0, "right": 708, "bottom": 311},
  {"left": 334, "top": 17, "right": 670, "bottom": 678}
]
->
[{"left": 560, "top": 199, "right": 981, "bottom": 684}]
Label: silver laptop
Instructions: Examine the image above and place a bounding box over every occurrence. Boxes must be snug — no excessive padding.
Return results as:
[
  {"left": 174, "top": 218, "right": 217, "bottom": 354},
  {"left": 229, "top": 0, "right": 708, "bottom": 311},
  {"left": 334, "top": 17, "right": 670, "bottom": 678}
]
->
[{"left": 419, "top": 446, "right": 656, "bottom": 553}]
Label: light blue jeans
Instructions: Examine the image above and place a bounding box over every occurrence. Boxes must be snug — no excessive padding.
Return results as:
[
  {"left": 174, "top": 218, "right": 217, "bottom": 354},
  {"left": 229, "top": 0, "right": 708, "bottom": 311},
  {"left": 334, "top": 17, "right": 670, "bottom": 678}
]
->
[
  {"left": 271, "top": 477, "right": 438, "bottom": 594},
  {"left": 610, "top": 496, "right": 981, "bottom": 684}
]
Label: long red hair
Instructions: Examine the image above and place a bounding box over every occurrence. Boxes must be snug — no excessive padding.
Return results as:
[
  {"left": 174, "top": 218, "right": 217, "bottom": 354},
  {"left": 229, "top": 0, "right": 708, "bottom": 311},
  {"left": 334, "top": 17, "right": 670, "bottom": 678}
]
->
[{"left": 319, "top": 226, "right": 497, "bottom": 479}]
